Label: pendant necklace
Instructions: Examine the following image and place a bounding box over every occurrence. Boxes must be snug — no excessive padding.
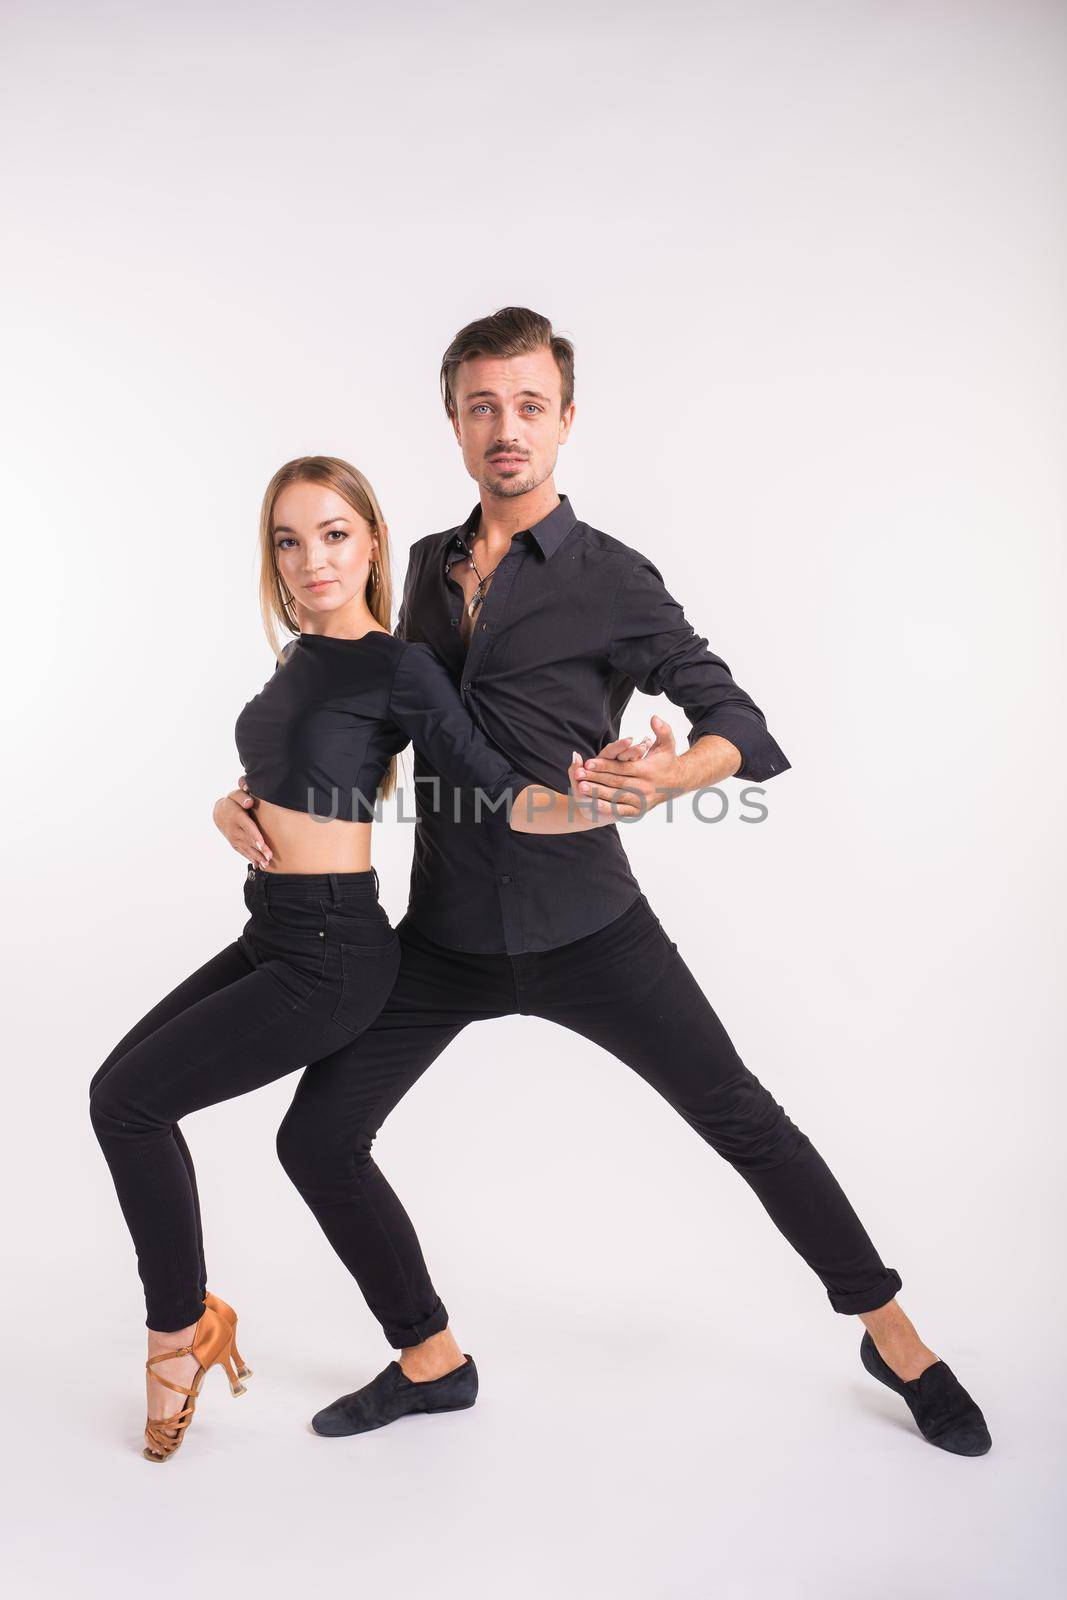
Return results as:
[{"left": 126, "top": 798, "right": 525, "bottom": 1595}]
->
[{"left": 466, "top": 544, "right": 503, "bottom": 618}]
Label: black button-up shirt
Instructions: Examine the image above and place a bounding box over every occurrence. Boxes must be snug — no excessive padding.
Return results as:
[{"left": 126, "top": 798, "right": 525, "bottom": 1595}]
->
[{"left": 396, "top": 495, "right": 790, "bottom": 954}]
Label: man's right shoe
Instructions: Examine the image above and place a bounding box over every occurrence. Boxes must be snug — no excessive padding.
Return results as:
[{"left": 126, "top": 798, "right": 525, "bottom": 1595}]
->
[
  {"left": 311, "top": 1354, "right": 479, "bottom": 1437},
  {"left": 860, "top": 1330, "right": 992, "bottom": 1456}
]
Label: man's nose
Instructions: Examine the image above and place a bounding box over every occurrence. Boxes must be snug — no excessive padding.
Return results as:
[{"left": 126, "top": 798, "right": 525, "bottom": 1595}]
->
[{"left": 493, "top": 416, "right": 522, "bottom": 445}]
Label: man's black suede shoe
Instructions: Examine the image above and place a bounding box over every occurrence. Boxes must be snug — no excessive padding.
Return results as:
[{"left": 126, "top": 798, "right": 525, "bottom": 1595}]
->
[
  {"left": 311, "top": 1355, "right": 479, "bottom": 1437},
  {"left": 860, "top": 1331, "right": 991, "bottom": 1456}
]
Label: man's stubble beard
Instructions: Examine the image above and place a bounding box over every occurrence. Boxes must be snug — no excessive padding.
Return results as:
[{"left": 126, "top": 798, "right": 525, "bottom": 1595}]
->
[{"left": 477, "top": 454, "right": 557, "bottom": 500}]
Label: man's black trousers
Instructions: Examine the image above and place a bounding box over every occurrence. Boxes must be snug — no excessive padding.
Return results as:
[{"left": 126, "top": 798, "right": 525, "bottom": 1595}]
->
[{"left": 276, "top": 891, "right": 902, "bottom": 1345}]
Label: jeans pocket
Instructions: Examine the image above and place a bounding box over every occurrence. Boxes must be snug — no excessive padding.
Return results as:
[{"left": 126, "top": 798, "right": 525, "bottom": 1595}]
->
[{"left": 332, "top": 935, "right": 402, "bottom": 1035}]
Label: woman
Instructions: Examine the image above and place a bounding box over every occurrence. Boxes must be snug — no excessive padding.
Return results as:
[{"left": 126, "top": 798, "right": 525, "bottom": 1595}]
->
[{"left": 89, "top": 455, "right": 640, "bottom": 1463}]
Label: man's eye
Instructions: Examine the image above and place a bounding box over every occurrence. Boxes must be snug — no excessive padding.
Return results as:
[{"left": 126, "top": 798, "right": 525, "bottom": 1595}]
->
[
  {"left": 523, "top": 405, "right": 543, "bottom": 415},
  {"left": 473, "top": 404, "right": 491, "bottom": 415}
]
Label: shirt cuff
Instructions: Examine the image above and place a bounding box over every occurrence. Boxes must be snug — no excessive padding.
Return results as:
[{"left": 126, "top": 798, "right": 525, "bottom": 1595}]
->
[{"left": 688, "top": 713, "right": 791, "bottom": 784}]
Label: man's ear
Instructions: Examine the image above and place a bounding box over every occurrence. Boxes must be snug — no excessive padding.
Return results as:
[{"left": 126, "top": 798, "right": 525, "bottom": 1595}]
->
[
  {"left": 559, "top": 401, "right": 576, "bottom": 444},
  {"left": 450, "top": 408, "right": 462, "bottom": 445}
]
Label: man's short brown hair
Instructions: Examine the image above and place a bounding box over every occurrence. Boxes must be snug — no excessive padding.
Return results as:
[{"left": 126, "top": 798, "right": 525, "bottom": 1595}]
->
[{"left": 440, "top": 306, "right": 575, "bottom": 419}]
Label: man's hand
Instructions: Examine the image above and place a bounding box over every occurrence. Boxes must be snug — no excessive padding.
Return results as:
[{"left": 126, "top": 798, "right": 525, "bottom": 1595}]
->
[
  {"left": 212, "top": 775, "right": 273, "bottom": 868},
  {"left": 573, "top": 717, "right": 681, "bottom": 816},
  {"left": 564, "top": 741, "right": 646, "bottom": 821},
  {"left": 575, "top": 716, "right": 743, "bottom": 816}
]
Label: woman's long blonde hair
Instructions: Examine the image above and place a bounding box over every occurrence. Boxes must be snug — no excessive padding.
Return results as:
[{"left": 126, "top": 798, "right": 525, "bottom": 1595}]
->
[{"left": 257, "top": 455, "right": 399, "bottom": 802}]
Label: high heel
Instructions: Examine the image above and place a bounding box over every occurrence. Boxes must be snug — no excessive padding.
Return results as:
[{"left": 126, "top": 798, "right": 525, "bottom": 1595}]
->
[
  {"left": 204, "top": 1289, "right": 253, "bottom": 1379},
  {"left": 143, "top": 1302, "right": 248, "bottom": 1464}
]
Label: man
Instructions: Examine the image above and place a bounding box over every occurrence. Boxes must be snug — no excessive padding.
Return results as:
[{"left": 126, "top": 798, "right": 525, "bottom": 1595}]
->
[{"left": 216, "top": 307, "right": 990, "bottom": 1456}]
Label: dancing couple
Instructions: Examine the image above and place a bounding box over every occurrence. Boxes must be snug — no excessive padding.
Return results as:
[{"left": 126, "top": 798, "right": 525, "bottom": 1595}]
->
[{"left": 90, "top": 306, "right": 990, "bottom": 1462}]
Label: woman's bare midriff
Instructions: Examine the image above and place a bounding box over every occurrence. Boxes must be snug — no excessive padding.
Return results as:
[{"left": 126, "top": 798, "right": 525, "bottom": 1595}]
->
[{"left": 250, "top": 797, "right": 374, "bottom": 874}]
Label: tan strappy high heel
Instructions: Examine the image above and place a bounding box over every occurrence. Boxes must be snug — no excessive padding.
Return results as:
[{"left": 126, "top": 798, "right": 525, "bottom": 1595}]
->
[
  {"left": 203, "top": 1290, "right": 253, "bottom": 1380},
  {"left": 143, "top": 1300, "right": 249, "bottom": 1463}
]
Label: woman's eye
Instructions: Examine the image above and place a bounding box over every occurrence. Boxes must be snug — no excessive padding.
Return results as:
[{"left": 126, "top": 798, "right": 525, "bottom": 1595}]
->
[
  {"left": 276, "top": 537, "right": 295, "bottom": 550},
  {"left": 325, "top": 529, "right": 348, "bottom": 541}
]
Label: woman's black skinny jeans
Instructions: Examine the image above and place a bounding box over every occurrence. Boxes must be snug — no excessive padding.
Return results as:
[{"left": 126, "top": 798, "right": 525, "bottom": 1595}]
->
[{"left": 89, "top": 867, "right": 401, "bottom": 1331}]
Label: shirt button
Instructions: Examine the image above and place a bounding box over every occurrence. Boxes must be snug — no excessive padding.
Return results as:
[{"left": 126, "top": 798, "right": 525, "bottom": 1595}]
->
[{"left": 499, "top": 874, "right": 512, "bottom": 884}]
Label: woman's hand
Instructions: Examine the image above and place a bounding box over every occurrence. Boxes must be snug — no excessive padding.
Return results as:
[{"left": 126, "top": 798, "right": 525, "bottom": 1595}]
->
[
  {"left": 572, "top": 718, "right": 683, "bottom": 814},
  {"left": 507, "top": 736, "right": 655, "bottom": 834},
  {"left": 567, "top": 737, "right": 652, "bottom": 822},
  {"left": 212, "top": 775, "right": 273, "bottom": 868}
]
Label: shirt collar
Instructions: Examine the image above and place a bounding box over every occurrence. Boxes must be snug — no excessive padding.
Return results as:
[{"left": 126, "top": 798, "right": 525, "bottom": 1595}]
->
[{"left": 445, "top": 494, "right": 577, "bottom": 564}]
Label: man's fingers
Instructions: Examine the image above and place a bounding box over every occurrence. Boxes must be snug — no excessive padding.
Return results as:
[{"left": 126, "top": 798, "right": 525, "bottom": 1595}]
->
[
  {"left": 224, "top": 811, "right": 272, "bottom": 864},
  {"left": 592, "top": 736, "right": 635, "bottom": 761},
  {"left": 613, "top": 736, "right": 655, "bottom": 764},
  {"left": 579, "top": 767, "right": 650, "bottom": 793},
  {"left": 587, "top": 736, "right": 655, "bottom": 769}
]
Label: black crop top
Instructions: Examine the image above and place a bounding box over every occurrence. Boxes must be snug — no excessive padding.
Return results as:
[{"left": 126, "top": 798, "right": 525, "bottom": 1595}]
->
[{"left": 235, "top": 631, "right": 532, "bottom": 822}]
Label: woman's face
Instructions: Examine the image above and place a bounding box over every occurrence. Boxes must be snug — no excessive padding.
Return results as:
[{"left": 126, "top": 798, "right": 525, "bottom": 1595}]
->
[{"left": 271, "top": 480, "right": 379, "bottom": 621}]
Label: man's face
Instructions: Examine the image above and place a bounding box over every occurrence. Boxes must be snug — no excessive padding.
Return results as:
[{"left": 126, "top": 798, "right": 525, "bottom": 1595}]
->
[{"left": 450, "top": 346, "right": 575, "bottom": 500}]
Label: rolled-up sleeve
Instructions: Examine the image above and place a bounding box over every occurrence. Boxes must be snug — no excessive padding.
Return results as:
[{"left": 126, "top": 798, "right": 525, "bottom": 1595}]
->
[
  {"left": 389, "top": 642, "right": 532, "bottom": 801},
  {"left": 606, "top": 557, "right": 790, "bottom": 783}
]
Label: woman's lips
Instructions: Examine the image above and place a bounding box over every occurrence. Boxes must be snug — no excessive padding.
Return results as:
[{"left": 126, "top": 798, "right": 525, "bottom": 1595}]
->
[{"left": 306, "top": 579, "right": 337, "bottom": 591}]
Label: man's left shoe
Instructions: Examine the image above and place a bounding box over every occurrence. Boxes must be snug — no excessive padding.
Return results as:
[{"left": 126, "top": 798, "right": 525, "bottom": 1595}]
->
[
  {"left": 311, "top": 1355, "right": 479, "bottom": 1437},
  {"left": 860, "top": 1330, "right": 992, "bottom": 1456}
]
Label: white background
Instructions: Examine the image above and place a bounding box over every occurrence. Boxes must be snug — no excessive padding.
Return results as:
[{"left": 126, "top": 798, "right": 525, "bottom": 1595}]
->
[{"left": 2, "top": 2, "right": 1064, "bottom": 1596}]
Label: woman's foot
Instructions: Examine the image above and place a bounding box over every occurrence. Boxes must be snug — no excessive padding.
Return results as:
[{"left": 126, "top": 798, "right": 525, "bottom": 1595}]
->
[{"left": 145, "top": 1323, "right": 200, "bottom": 1455}]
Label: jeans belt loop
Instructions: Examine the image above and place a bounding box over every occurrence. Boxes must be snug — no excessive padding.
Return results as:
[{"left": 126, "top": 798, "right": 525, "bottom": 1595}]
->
[{"left": 328, "top": 871, "right": 341, "bottom": 906}]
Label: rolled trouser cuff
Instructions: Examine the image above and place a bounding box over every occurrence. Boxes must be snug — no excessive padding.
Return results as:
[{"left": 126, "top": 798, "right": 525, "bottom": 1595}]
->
[
  {"left": 827, "top": 1266, "right": 902, "bottom": 1315},
  {"left": 381, "top": 1295, "right": 450, "bottom": 1349}
]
